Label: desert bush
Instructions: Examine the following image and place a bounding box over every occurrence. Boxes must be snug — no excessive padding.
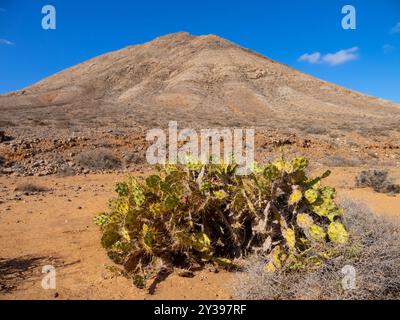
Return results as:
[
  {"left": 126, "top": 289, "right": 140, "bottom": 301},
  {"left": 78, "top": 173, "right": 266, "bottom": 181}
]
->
[
  {"left": 14, "top": 182, "right": 48, "bottom": 193},
  {"left": 57, "top": 164, "right": 75, "bottom": 177},
  {"left": 232, "top": 198, "right": 400, "bottom": 300},
  {"left": 123, "top": 151, "right": 147, "bottom": 165},
  {"left": 94, "top": 156, "right": 349, "bottom": 288},
  {"left": 76, "top": 148, "right": 121, "bottom": 171},
  {"left": 355, "top": 170, "right": 400, "bottom": 194}
]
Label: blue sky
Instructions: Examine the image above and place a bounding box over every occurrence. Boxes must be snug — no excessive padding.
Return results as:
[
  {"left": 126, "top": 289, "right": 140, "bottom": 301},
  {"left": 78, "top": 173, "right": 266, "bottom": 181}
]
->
[{"left": 0, "top": 0, "right": 399, "bottom": 102}]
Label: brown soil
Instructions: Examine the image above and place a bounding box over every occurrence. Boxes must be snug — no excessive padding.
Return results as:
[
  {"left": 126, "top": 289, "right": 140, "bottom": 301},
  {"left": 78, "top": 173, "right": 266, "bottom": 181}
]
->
[{"left": 0, "top": 172, "right": 232, "bottom": 300}]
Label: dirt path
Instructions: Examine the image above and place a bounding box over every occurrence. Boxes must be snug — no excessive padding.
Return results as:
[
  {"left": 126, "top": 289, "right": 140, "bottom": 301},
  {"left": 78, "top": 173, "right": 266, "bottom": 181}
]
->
[{"left": 0, "top": 168, "right": 399, "bottom": 300}]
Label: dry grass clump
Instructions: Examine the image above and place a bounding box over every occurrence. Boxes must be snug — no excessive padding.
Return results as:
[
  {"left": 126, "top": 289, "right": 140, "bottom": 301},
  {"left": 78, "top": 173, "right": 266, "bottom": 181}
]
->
[
  {"left": 14, "top": 183, "right": 48, "bottom": 194},
  {"left": 232, "top": 198, "right": 400, "bottom": 300},
  {"left": 76, "top": 148, "right": 121, "bottom": 171},
  {"left": 355, "top": 170, "right": 400, "bottom": 194}
]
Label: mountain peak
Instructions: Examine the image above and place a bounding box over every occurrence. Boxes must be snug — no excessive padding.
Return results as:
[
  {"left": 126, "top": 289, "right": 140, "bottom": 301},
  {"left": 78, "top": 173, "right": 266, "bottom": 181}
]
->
[
  {"left": 144, "top": 31, "right": 235, "bottom": 52},
  {"left": 152, "top": 31, "right": 228, "bottom": 43},
  {"left": 1, "top": 32, "right": 399, "bottom": 133}
]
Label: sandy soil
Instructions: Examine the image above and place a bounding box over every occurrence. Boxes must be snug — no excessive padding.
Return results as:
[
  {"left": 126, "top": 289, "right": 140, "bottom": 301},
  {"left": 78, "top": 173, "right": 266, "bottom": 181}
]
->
[
  {"left": 0, "top": 167, "right": 399, "bottom": 300},
  {"left": 0, "top": 172, "right": 233, "bottom": 300}
]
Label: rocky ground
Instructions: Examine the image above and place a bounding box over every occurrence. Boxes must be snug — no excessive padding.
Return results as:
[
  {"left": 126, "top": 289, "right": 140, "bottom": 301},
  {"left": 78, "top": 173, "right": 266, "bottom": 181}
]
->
[{"left": 1, "top": 127, "right": 399, "bottom": 177}]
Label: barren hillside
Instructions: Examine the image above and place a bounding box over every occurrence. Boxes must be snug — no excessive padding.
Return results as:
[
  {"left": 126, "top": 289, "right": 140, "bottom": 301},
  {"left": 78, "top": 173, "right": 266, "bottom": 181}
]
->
[{"left": 1, "top": 32, "right": 399, "bottom": 132}]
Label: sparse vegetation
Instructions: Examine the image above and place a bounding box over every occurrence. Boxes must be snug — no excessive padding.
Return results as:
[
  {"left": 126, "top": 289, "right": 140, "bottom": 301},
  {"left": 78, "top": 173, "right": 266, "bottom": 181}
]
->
[
  {"left": 94, "top": 156, "right": 349, "bottom": 288},
  {"left": 57, "top": 164, "right": 75, "bottom": 177},
  {"left": 232, "top": 198, "right": 400, "bottom": 300},
  {"left": 324, "top": 155, "right": 364, "bottom": 167},
  {"left": 76, "top": 148, "right": 121, "bottom": 171},
  {"left": 14, "top": 183, "right": 48, "bottom": 194},
  {"left": 123, "top": 151, "right": 146, "bottom": 166},
  {"left": 356, "top": 170, "right": 400, "bottom": 194},
  {"left": 357, "top": 127, "right": 390, "bottom": 138},
  {"left": 302, "top": 126, "right": 328, "bottom": 135}
]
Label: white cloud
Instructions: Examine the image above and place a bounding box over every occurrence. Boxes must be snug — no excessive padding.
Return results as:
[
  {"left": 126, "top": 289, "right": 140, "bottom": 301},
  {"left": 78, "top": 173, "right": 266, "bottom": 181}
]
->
[
  {"left": 391, "top": 22, "right": 400, "bottom": 33},
  {"left": 383, "top": 44, "right": 395, "bottom": 54},
  {"left": 322, "top": 47, "right": 359, "bottom": 66},
  {"left": 0, "top": 39, "right": 15, "bottom": 46},
  {"left": 298, "top": 52, "right": 321, "bottom": 64},
  {"left": 298, "top": 47, "right": 359, "bottom": 66}
]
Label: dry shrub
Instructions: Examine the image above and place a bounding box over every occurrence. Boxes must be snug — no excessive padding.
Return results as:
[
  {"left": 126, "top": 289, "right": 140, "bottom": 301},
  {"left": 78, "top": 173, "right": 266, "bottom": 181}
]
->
[
  {"left": 232, "top": 198, "right": 400, "bottom": 300},
  {"left": 356, "top": 170, "right": 400, "bottom": 194},
  {"left": 14, "top": 183, "right": 48, "bottom": 193},
  {"left": 76, "top": 148, "right": 121, "bottom": 170},
  {"left": 57, "top": 164, "right": 75, "bottom": 177}
]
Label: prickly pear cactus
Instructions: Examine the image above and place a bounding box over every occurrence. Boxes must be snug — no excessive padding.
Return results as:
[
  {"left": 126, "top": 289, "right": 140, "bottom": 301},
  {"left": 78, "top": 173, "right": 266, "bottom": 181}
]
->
[{"left": 94, "top": 155, "right": 349, "bottom": 287}]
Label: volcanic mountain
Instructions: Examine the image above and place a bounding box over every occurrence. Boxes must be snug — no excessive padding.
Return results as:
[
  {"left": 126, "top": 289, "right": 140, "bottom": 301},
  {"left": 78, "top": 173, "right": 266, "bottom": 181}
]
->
[{"left": 1, "top": 32, "right": 400, "bottom": 136}]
